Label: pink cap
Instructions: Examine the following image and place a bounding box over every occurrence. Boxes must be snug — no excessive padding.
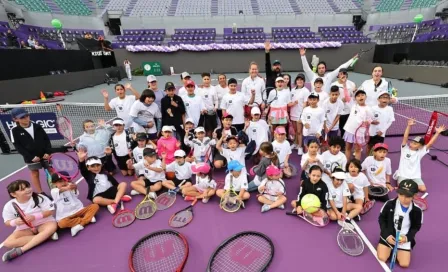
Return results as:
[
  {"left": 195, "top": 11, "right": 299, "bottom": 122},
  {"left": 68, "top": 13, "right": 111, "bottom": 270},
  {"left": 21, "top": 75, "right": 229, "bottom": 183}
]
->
[
  {"left": 191, "top": 162, "right": 211, "bottom": 174},
  {"left": 274, "top": 126, "right": 286, "bottom": 134},
  {"left": 185, "top": 80, "right": 195, "bottom": 87},
  {"left": 373, "top": 143, "right": 389, "bottom": 151},
  {"left": 266, "top": 165, "right": 282, "bottom": 176}
]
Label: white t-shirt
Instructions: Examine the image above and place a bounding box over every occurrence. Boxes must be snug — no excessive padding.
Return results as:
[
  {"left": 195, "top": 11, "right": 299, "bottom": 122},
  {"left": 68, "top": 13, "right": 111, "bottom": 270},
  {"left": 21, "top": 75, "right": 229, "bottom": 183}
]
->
[
  {"left": 221, "top": 147, "right": 246, "bottom": 167},
  {"left": 321, "top": 150, "right": 347, "bottom": 184},
  {"left": 215, "top": 85, "right": 230, "bottom": 109},
  {"left": 358, "top": 78, "right": 389, "bottom": 107},
  {"left": 166, "top": 161, "right": 193, "bottom": 180},
  {"left": 321, "top": 98, "right": 344, "bottom": 131},
  {"left": 369, "top": 105, "right": 395, "bottom": 137},
  {"left": 198, "top": 86, "right": 218, "bottom": 111},
  {"left": 361, "top": 156, "right": 392, "bottom": 186},
  {"left": 24, "top": 124, "right": 34, "bottom": 139},
  {"left": 224, "top": 173, "right": 249, "bottom": 191},
  {"left": 241, "top": 76, "right": 265, "bottom": 105},
  {"left": 343, "top": 104, "right": 374, "bottom": 135},
  {"left": 112, "top": 132, "right": 129, "bottom": 156},
  {"left": 182, "top": 94, "right": 206, "bottom": 127},
  {"left": 301, "top": 106, "right": 326, "bottom": 137},
  {"left": 327, "top": 181, "right": 351, "bottom": 208},
  {"left": 272, "top": 140, "right": 291, "bottom": 166},
  {"left": 331, "top": 80, "right": 356, "bottom": 115},
  {"left": 259, "top": 178, "right": 286, "bottom": 196},
  {"left": 246, "top": 120, "right": 269, "bottom": 153},
  {"left": 92, "top": 174, "right": 113, "bottom": 196},
  {"left": 129, "top": 100, "right": 162, "bottom": 134},
  {"left": 221, "top": 92, "right": 247, "bottom": 125},
  {"left": 195, "top": 175, "right": 217, "bottom": 190},
  {"left": 51, "top": 188, "right": 84, "bottom": 221},
  {"left": 133, "top": 160, "right": 165, "bottom": 183},
  {"left": 345, "top": 172, "right": 370, "bottom": 199},
  {"left": 397, "top": 145, "right": 428, "bottom": 179},
  {"left": 315, "top": 91, "right": 329, "bottom": 108},
  {"left": 109, "top": 95, "right": 136, "bottom": 128},
  {"left": 393, "top": 200, "right": 413, "bottom": 250},
  {"left": 300, "top": 153, "right": 324, "bottom": 174},
  {"left": 289, "top": 87, "right": 310, "bottom": 120},
  {"left": 269, "top": 89, "right": 290, "bottom": 107}
]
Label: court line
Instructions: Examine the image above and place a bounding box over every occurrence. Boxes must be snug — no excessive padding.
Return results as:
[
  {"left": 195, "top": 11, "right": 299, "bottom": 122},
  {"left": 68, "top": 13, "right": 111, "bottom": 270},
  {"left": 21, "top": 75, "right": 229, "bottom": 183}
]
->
[{"left": 0, "top": 165, "right": 27, "bottom": 183}]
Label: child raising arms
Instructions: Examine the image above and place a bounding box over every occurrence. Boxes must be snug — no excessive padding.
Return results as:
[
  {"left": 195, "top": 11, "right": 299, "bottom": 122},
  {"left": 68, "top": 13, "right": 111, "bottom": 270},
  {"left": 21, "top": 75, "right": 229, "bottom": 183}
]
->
[
  {"left": 258, "top": 165, "right": 287, "bottom": 212},
  {"left": 2, "top": 180, "right": 57, "bottom": 262}
]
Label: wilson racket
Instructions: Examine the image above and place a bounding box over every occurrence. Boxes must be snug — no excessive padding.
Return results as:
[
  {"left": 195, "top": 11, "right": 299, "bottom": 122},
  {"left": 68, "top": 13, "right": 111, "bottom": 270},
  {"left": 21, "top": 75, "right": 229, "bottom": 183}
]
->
[
  {"left": 390, "top": 216, "right": 404, "bottom": 270},
  {"left": 354, "top": 122, "right": 370, "bottom": 148},
  {"left": 286, "top": 208, "right": 330, "bottom": 227},
  {"left": 330, "top": 162, "right": 342, "bottom": 173},
  {"left": 135, "top": 189, "right": 157, "bottom": 220},
  {"left": 113, "top": 201, "right": 135, "bottom": 228},
  {"left": 156, "top": 180, "right": 187, "bottom": 211},
  {"left": 350, "top": 46, "right": 375, "bottom": 67},
  {"left": 337, "top": 220, "right": 364, "bottom": 256},
  {"left": 220, "top": 176, "right": 241, "bottom": 213},
  {"left": 48, "top": 153, "right": 79, "bottom": 181},
  {"left": 368, "top": 184, "right": 395, "bottom": 198},
  {"left": 56, "top": 116, "right": 73, "bottom": 143},
  {"left": 12, "top": 202, "right": 38, "bottom": 234},
  {"left": 360, "top": 199, "right": 376, "bottom": 215},
  {"left": 168, "top": 199, "right": 197, "bottom": 228},
  {"left": 129, "top": 229, "right": 189, "bottom": 272},
  {"left": 206, "top": 231, "right": 274, "bottom": 272},
  {"left": 414, "top": 192, "right": 428, "bottom": 211}
]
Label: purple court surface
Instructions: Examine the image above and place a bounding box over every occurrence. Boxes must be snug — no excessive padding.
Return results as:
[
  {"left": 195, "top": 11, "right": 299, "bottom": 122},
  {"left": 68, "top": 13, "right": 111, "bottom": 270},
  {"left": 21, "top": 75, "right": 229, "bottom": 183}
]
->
[{"left": 0, "top": 136, "right": 447, "bottom": 272}]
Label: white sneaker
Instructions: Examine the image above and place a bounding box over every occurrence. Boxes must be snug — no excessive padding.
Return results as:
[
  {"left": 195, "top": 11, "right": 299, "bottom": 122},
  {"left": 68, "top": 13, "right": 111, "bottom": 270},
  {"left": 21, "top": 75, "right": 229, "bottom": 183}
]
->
[
  {"left": 51, "top": 232, "right": 59, "bottom": 241},
  {"left": 202, "top": 197, "right": 209, "bottom": 204},
  {"left": 338, "top": 219, "right": 355, "bottom": 231},
  {"left": 130, "top": 190, "right": 140, "bottom": 196},
  {"left": 297, "top": 148, "right": 303, "bottom": 155},
  {"left": 290, "top": 144, "right": 297, "bottom": 150},
  {"left": 71, "top": 224, "right": 84, "bottom": 237},
  {"left": 148, "top": 192, "right": 157, "bottom": 199},
  {"left": 90, "top": 216, "right": 96, "bottom": 223},
  {"left": 278, "top": 204, "right": 285, "bottom": 210}
]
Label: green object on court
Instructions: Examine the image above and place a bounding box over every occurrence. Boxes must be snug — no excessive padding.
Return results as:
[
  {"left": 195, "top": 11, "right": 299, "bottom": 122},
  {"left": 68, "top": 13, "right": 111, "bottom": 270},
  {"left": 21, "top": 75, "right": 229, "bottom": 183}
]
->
[
  {"left": 414, "top": 14, "right": 424, "bottom": 23},
  {"left": 142, "top": 62, "right": 163, "bottom": 76},
  {"left": 51, "top": 19, "right": 62, "bottom": 29},
  {"left": 301, "top": 194, "right": 321, "bottom": 213}
]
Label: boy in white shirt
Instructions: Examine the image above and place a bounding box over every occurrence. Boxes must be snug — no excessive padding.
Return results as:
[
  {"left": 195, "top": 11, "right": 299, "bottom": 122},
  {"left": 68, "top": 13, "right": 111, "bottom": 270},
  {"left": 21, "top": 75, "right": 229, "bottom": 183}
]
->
[
  {"left": 301, "top": 92, "right": 326, "bottom": 151},
  {"left": 184, "top": 127, "right": 216, "bottom": 162},
  {"left": 51, "top": 173, "right": 99, "bottom": 237},
  {"left": 216, "top": 160, "right": 251, "bottom": 208},
  {"left": 367, "top": 91, "right": 395, "bottom": 155},
  {"left": 362, "top": 143, "right": 393, "bottom": 202},
  {"left": 331, "top": 69, "right": 356, "bottom": 137},
  {"left": 221, "top": 78, "right": 254, "bottom": 131},
  {"left": 102, "top": 83, "right": 140, "bottom": 129},
  {"left": 129, "top": 89, "right": 162, "bottom": 141},
  {"left": 181, "top": 80, "right": 207, "bottom": 127},
  {"left": 313, "top": 78, "right": 328, "bottom": 108},
  {"left": 161, "top": 150, "right": 193, "bottom": 192},
  {"left": 198, "top": 72, "right": 219, "bottom": 137},
  {"left": 244, "top": 107, "right": 270, "bottom": 155},
  {"left": 322, "top": 86, "right": 344, "bottom": 139},
  {"left": 129, "top": 148, "right": 164, "bottom": 199},
  {"left": 321, "top": 137, "right": 347, "bottom": 185},
  {"left": 215, "top": 73, "right": 230, "bottom": 122}
]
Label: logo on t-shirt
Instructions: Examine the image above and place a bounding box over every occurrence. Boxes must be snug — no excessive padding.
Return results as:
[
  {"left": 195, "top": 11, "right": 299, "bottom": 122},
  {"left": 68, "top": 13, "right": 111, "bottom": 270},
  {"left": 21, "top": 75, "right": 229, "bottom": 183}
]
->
[
  {"left": 370, "top": 166, "right": 378, "bottom": 173},
  {"left": 115, "top": 143, "right": 118, "bottom": 147},
  {"left": 326, "top": 109, "right": 330, "bottom": 114},
  {"left": 374, "top": 111, "right": 380, "bottom": 118},
  {"left": 118, "top": 106, "right": 123, "bottom": 111},
  {"left": 205, "top": 95, "right": 208, "bottom": 98},
  {"left": 185, "top": 103, "right": 190, "bottom": 107},
  {"left": 275, "top": 149, "right": 281, "bottom": 154},
  {"left": 252, "top": 128, "right": 257, "bottom": 133},
  {"left": 406, "top": 153, "right": 411, "bottom": 158},
  {"left": 229, "top": 100, "right": 233, "bottom": 104},
  {"left": 94, "top": 178, "right": 99, "bottom": 184}
]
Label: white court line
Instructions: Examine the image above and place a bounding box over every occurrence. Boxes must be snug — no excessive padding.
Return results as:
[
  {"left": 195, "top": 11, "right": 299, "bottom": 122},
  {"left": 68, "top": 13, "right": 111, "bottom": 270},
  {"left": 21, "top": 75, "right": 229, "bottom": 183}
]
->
[{"left": 0, "top": 165, "right": 27, "bottom": 183}]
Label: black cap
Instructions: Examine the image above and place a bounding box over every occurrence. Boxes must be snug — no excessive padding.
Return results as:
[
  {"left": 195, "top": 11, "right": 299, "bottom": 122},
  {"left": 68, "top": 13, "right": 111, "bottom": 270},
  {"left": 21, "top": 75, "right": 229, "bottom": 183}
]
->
[
  {"left": 228, "top": 78, "right": 237, "bottom": 85},
  {"left": 165, "top": 82, "right": 175, "bottom": 90},
  {"left": 397, "top": 179, "right": 419, "bottom": 197},
  {"left": 296, "top": 73, "right": 305, "bottom": 80},
  {"left": 273, "top": 60, "right": 281, "bottom": 65},
  {"left": 314, "top": 77, "right": 324, "bottom": 84},
  {"left": 411, "top": 136, "right": 425, "bottom": 145},
  {"left": 143, "top": 148, "right": 157, "bottom": 157},
  {"left": 339, "top": 68, "right": 348, "bottom": 74},
  {"left": 136, "top": 133, "right": 147, "bottom": 140}
]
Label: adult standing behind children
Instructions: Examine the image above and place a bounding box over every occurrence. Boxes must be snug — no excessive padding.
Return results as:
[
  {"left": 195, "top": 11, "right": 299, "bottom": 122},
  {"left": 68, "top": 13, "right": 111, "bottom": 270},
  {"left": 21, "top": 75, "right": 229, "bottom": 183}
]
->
[{"left": 161, "top": 82, "right": 186, "bottom": 140}]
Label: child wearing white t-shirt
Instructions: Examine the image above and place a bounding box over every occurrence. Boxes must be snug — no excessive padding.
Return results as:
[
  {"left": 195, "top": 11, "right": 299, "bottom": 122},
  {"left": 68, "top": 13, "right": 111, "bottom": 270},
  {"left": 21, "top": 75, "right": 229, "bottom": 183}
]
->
[
  {"left": 289, "top": 74, "right": 310, "bottom": 155},
  {"left": 345, "top": 159, "right": 371, "bottom": 207},
  {"left": 182, "top": 80, "right": 207, "bottom": 127},
  {"left": 102, "top": 83, "right": 140, "bottom": 129},
  {"left": 313, "top": 78, "right": 329, "bottom": 108},
  {"left": 268, "top": 77, "right": 291, "bottom": 128},
  {"left": 221, "top": 78, "right": 253, "bottom": 131},
  {"left": 300, "top": 139, "right": 324, "bottom": 181},
  {"left": 367, "top": 91, "right": 395, "bottom": 155},
  {"left": 272, "top": 126, "right": 293, "bottom": 178},
  {"left": 322, "top": 86, "right": 344, "bottom": 139},
  {"left": 129, "top": 148, "right": 164, "bottom": 199},
  {"left": 258, "top": 165, "right": 287, "bottom": 212},
  {"left": 321, "top": 137, "right": 347, "bottom": 185},
  {"left": 183, "top": 162, "right": 216, "bottom": 203},
  {"left": 216, "top": 160, "right": 251, "bottom": 207},
  {"left": 161, "top": 149, "right": 193, "bottom": 192},
  {"left": 129, "top": 89, "right": 162, "bottom": 140},
  {"left": 301, "top": 92, "right": 326, "bottom": 152},
  {"left": 244, "top": 106, "right": 270, "bottom": 156},
  {"left": 362, "top": 143, "right": 393, "bottom": 202}
]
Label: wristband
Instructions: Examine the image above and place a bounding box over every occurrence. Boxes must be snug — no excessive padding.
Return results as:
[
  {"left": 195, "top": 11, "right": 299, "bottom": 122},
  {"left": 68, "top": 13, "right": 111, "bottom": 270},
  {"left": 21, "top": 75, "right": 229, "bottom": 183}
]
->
[
  {"left": 33, "top": 212, "right": 44, "bottom": 221},
  {"left": 9, "top": 219, "right": 17, "bottom": 227}
]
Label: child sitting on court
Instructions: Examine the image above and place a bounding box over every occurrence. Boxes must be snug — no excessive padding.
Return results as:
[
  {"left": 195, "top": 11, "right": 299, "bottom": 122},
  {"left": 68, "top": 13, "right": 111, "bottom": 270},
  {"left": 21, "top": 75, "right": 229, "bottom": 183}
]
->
[
  {"left": 215, "top": 134, "right": 246, "bottom": 170},
  {"left": 50, "top": 173, "right": 99, "bottom": 237},
  {"left": 291, "top": 165, "right": 328, "bottom": 214},
  {"left": 130, "top": 133, "right": 152, "bottom": 180},
  {"left": 161, "top": 150, "right": 193, "bottom": 192},
  {"left": 109, "top": 117, "right": 134, "bottom": 176},
  {"left": 345, "top": 159, "right": 371, "bottom": 209},
  {"left": 2, "top": 180, "right": 57, "bottom": 262},
  {"left": 377, "top": 179, "right": 423, "bottom": 268},
  {"left": 362, "top": 143, "right": 393, "bottom": 202},
  {"left": 301, "top": 92, "right": 326, "bottom": 153},
  {"left": 184, "top": 126, "right": 215, "bottom": 162},
  {"left": 157, "top": 126, "right": 181, "bottom": 165},
  {"left": 321, "top": 137, "right": 347, "bottom": 185},
  {"left": 216, "top": 160, "right": 251, "bottom": 208},
  {"left": 395, "top": 118, "right": 446, "bottom": 193},
  {"left": 327, "top": 169, "right": 362, "bottom": 228},
  {"left": 300, "top": 139, "right": 324, "bottom": 181},
  {"left": 182, "top": 162, "right": 216, "bottom": 203},
  {"left": 367, "top": 91, "right": 395, "bottom": 155},
  {"left": 257, "top": 165, "right": 287, "bottom": 212},
  {"left": 77, "top": 150, "right": 130, "bottom": 214},
  {"left": 271, "top": 126, "right": 293, "bottom": 178},
  {"left": 322, "top": 85, "right": 344, "bottom": 139},
  {"left": 248, "top": 142, "right": 280, "bottom": 192},
  {"left": 128, "top": 148, "right": 164, "bottom": 199}
]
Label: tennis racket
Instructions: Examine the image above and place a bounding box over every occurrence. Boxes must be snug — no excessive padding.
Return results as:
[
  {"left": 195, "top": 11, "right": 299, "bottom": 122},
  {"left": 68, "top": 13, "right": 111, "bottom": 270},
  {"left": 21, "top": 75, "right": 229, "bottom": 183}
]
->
[
  {"left": 337, "top": 220, "right": 364, "bottom": 256},
  {"left": 168, "top": 199, "right": 197, "bottom": 228},
  {"left": 354, "top": 121, "right": 370, "bottom": 148},
  {"left": 360, "top": 199, "right": 376, "bottom": 215},
  {"left": 56, "top": 116, "right": 73, "bottom": 143},
  {"left": 286, "top": 208, "right": 330, "bottom": 227},
  {"left": 206, "top": 231, "right": 274, "bottom": 272},
  {"left": 48, "top": 153, "right": 79, "bottom": 181},
  {"left": 12, "top": 202, "right": 38, "bottom": 234},
  {"left": 135, "top": 188, "right": 157, "bottom": 220},
  {"left": 129, "top": 229, "right": 189, "bottom": 272},
  {"left": 350, "top": 46, "right": 375, "bottom": 67},
  {"left": 220, "top": 176, "right": 241, "bottom": 213},
  {"left": 112, "top": 201, "right": 135, "bottom": 228},
  {"left": 413, "top": 192, "right": 428, "bottom": 211},
  {"left": 368, "top": 184, "right": 395, "bottom": 198},
  {"left": 156, "top": 180, "right": 187, "bottom": 211},
  {"left": 330, "top": 162, "right": 342, "bottom": 173},
  {"left": 319, "top": 134, "right": 329, "bottom": 153},
  {"left": 390, "top": 215, "right": 404, "bottom": 270}
]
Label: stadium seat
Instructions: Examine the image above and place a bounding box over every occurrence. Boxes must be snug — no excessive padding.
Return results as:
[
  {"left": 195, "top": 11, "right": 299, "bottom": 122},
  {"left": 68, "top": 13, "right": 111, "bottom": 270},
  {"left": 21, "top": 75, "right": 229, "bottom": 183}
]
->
[
  {"left": 128, "top": 0, "right": 171, "bottom": 17},
  {"left": 217, "top": 0, "right": 254, "bottom": 15}
]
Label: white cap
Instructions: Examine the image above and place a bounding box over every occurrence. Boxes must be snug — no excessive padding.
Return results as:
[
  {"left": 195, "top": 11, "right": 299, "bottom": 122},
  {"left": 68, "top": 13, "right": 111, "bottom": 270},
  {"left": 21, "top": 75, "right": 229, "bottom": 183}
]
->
[
  {"left": 174, "top": 150, "right": 186, "bottom": 157},
  {"left": 181, "top": 72, "right": 190, "bottom": 79},
  {"left": 377, "top": 90, "right": 390, "bottom": 99},
  {"left": 194, "top": 127, "right": 205, "bottom": 133},
  {"left": 251, "top": 107, "right": 261, "bottom": 115},
  {"left": 162, "top": 125, "right": 173, "bottom": 132},
  {"left": 147, "top": 75, "right": 157, "bottom": 82},
  {"left": 332, "top": 172, "right": 346, "bottom": 180},
  {"left": 185, "top": 118, "right": 194, "bottom": 124},
  {"left": 86, "top": 158, "right": 102, "bottom": 166},
  {"left": 275, "top": 77, "right": 284, "bottom": 82},
  {"left": 112, "top": 118, "right": 125, "bottom": 125}
]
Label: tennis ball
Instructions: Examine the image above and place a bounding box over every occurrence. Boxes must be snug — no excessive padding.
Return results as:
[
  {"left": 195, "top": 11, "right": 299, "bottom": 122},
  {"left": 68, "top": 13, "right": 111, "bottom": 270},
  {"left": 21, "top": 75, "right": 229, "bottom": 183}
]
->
[
  {"left": 399, "top": 236, "right": 404, "bottom": 242},
  {"left": 301, "top": 194, "right": 321, "bottom": 213}
]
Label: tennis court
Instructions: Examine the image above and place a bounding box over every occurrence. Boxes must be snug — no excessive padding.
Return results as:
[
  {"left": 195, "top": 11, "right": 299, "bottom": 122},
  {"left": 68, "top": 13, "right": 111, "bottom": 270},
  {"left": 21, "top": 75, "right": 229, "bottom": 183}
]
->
[{"left": 0, "top": 74, "right": 447, "bottom": 271}]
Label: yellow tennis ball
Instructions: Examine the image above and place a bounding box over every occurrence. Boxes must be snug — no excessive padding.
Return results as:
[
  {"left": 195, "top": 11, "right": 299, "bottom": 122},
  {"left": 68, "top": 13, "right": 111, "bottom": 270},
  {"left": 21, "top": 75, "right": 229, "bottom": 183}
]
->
[
  {"left": 301, "top": 194, "right": 321, "bottom": 213},
  {"left": 399, "top": 236, "right": 404, "bottom": 242}
]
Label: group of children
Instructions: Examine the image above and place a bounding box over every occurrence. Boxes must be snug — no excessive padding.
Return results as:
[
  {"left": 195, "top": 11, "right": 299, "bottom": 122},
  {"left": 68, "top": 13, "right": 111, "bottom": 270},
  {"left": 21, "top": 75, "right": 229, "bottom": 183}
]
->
[{"left": 2, "top": 63, "right": 446, "bottom": 268}]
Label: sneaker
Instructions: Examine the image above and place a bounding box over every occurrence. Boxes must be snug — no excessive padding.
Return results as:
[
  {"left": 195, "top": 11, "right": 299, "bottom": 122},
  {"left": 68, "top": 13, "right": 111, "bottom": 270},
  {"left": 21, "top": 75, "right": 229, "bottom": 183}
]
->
[
  {"left": 240, "top": 200, "right": 246, "bottom": 209},
  {"left": 107, "top": 203, "right": 117, "bottom": 214},
  {"left": 354, "top": 215, "right": 361, "bottom": 222},
  {"left": 148, "top": 192, "right": 157, "bottom": 199},
  {"left": 297, "top": 147, "right": 303, "bottom": 155},
  {"left": 202, "top": 197, "right": 209, "bottom": 204},
  {"left": 71, "top": 224, "right": 84, "bottom": 237},
  {"left": 90, "top": 216, "right": 96, "bottom": 223},
  {"left": 261, "top": 204, "right": 271, "bottom": 213},
  {"left": 51, "top": 232, "right": 59, "bottom": 241},
  {"left": 290, "top": 144, "right": 297, "bottom": 150},
  {"left": 338, "top": 219, "right": 355, "bottom": 231},
  {"left": 130, "top": 190, "right": 140, "bottom": 196},
  {"left": 121, "top": 195, "right": 132, "bottom": 202},
  {"left": 184, "top": 196, "right": 195, "bottom": 201},
  {"left": 278, "top": 204, "right": 285, "bottom": 210},
  {"left": 2, "top": 248, "right": 23, "bottom": 262}
]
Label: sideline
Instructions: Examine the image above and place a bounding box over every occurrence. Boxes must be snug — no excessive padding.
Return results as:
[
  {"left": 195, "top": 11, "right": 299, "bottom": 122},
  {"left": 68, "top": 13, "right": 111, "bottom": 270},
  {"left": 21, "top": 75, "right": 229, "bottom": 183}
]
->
[{"left": 0, "top": 165, "right": 27, "bottom": 183}]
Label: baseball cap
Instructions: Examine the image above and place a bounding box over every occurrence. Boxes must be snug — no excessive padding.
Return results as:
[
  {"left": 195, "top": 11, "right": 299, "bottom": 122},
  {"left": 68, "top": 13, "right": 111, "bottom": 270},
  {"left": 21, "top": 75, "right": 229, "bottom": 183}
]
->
[
  {"left": 377, "top": 91, "right": 390, "bottom": 99},
  {"left": 174, "top": 150, "right": 186, "bottom": 157},
  {"left": 228, "top": 78, "right": 237, "bottom": 85},
  {"left": 308, "top": 92, "right": 319, "bottom": 99},
  {"left": 314, "top": 78, "right": 324, "bottom": 84},
  {"left": 191, "top": 162, "right": 211, "bottom": 174},
  {"left": 11, "top": 108, "right": 29, "bottom": 119},
  {"left": 273, "top": 60, "right": 281, "bottom": 65},
  {"left": 266, "top": 165, "right": 281, "bottom": 176},
  {"left": 275, "top": 77, "right": 284, "bottom": 82},
  {"left": 185, "top": 118, "right": 194, "bottom": 124},
  {"left": 181, "top": 72, "right": 190, "bottom": 79},
  {"left": 147, "top": 75, "right": 157, "bottom": 82},
  {"left": 251, "top": 107, "right": 261, "bottom": 115},
  {"left": 274, "top": 126, "right": 286, "bottom": 134},
  {"left": 194, "top": 127, "right": 205, "bottom": 133},
  {"left": 332, "top": 171, "right": 346, "bottom": 180},
  {"left": 222, "top": 112, "right": 233, "bottom": 119},
  {"left": 143, "top": 148, "right": 157, "bottom": 157},
  {"left": 86, "top": 157, "right": 102, "bottom": 166},
  {"left": 355, "top": 89, "right": 366, "bottom": 96},
  {"left": 296, "top": 73, "right": 305, "bottom": 81},
  {"left": 185, "top": 80, "right": 195, "bottom": 87},
  {"left": 136, "top": 133, "right": 147, "bottom": 140},
  {"left": 165, "top": 82, "right": 175, "bottom": 90},
  {"left": 397, "top": 179, "right": 419, "bottom": 197},
  {"left": 411, "top": 136, "right": 425, "bottom": 145},
  {"left": 227, "top": 160, "right": 244, "bottom": 172},
  {"left": 112, "top": 118, "right": 125, "bottom": 125},
  {"left": 162, "top": 125, "right": 173, "bottom": 132},
  {"left": 339, "top": 68, "right": 348, "bottom": 74},
  {"left": 373, "top": 143, "right": 389, "bottom": 151}
]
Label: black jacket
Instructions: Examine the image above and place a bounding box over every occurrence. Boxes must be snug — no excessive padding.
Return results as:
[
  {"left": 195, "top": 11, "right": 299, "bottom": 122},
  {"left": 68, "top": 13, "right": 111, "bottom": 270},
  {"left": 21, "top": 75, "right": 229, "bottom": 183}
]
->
[
  {"left": 12, "top": 124, "right": 52, "bottom": 163},
  {"left": 79, "top": 160, "right": 119, "bottom": 201},
  {"left": 161, "top": 94, "right": 186, "bottom": 127},
  {"left": 265, "top": 52, "right": 282, "bottom": 89},
  {"left": 297, "top": 178, "right": 329, "bottom": 210},
  {"left": 379, "top": 198, "right": 423, "bottom": 248}
]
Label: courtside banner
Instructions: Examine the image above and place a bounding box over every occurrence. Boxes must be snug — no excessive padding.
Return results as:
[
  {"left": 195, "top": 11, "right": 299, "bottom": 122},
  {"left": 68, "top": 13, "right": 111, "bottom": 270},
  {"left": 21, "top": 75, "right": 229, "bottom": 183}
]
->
[{"left": 0, "top": 112, "right": 64, "bottom": 141}]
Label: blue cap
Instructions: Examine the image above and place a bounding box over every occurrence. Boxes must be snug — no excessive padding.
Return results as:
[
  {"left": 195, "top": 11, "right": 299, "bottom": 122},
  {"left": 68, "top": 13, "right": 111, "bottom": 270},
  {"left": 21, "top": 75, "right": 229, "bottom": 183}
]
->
[
  {"left": 227, "top": 160, "right": 244, "bottom": 172},
  {"left": 11, "top": 108, "right": 29, "bottom": 119}
]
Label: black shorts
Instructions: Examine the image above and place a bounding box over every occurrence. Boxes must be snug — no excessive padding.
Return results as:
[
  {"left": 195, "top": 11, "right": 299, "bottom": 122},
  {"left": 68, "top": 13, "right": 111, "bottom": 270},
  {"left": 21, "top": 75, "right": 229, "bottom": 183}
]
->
[
  {"left": 143, "top": 179, "right": 162, "bottom": 188},
  {"left": 368, "top": 135, "right": 385, "bottom": 147},
  {"left": 378, "top": 238, "right": 411, "bottom": 251},
  {"left": 148, "top": 133, "right": 158, "bottom": 140},
  {"left": 199, "top": 113, "right": 218, "bottom": 132},
  {"left": 233, "top": 124, "right": 245, "bottom": 132},
  {"left": 172, "top": 177, "right": 192, "bottom": 187},
  {"left": 94, "top": 186, "right": 118, "bottom": 200},
  {"left": 101, "top": 156, "right": 117, "bottom": 173},
  {"left": 114, "top": 154, "right": 130, "bottom": 170}
]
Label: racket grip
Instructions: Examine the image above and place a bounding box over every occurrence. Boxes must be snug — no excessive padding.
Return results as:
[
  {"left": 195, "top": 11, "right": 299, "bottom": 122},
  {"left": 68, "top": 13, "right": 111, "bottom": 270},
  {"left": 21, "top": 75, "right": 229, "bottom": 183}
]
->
[{"left": 350, "top": 58, "right": 359, "bottom": 67}]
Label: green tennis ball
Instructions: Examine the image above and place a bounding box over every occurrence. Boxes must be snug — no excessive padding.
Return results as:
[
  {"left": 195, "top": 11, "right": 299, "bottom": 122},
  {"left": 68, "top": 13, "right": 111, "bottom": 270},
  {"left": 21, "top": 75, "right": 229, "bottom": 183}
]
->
[
  {"left": 301, "top": 194, "right": 321, "bottom": 213},
  {"left": 51, "top": 19, "right": 62, "bottom": 29},
  {"left": 414, "top": 14, "right": 423, "bottom": 23},
  {"left": 399, "top": 236, "right": 404, "bottom": 242}
]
